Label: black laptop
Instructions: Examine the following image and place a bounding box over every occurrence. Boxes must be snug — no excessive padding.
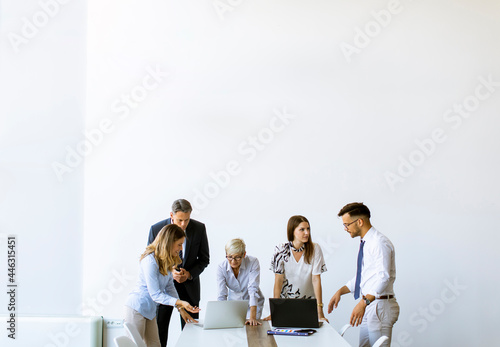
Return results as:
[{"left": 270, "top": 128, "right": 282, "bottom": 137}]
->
[{"left": 269, "top": 298, "right": 322, "bottom": 328}]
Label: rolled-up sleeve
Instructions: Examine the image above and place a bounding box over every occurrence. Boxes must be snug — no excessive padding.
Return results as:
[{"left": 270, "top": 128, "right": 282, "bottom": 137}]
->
[
  {"left": 247, "top": 258, "right": 261, "bottom": 307},
  {"left": 141, "top": 256, "right": 178, "bottom": 307},
  {"left": 345, "top": 276, "right": 356, "bottom": 293},
  {"left": 217, "top": 262, "right": 229, "bottom": 301}
]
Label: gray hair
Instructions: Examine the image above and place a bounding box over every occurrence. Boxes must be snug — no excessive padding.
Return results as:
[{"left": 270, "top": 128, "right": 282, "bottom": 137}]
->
[
  {"left": 225, "top": 238, "right": 246, "bottom": 256},
  {"left": 171, "top": 199, "right": 192, "bottom": 214}
]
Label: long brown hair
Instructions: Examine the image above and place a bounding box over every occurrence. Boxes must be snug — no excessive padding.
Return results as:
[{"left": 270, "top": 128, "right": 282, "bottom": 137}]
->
[
  {"left": 140, "top": 224, "right": 185, "bottom": 276},
  {"left": 287, "top": 215, "right": 315, "bottom": 264}
]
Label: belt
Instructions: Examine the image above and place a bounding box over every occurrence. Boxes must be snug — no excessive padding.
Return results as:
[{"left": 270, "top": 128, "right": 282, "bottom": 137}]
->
[{"left": 377, "top": 295, "right": 394, "bottom": 300}]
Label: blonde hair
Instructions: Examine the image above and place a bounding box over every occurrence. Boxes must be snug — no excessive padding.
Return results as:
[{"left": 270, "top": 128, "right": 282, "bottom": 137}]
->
[
  {"left": 141, "top": 224, "right": 185, "bottom": 276},
  {"left": 225, "top": 238, "right": 246, "bottom": 256}
]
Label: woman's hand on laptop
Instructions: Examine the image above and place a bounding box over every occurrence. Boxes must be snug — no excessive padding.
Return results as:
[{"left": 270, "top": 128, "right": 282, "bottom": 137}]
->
[{"left": 262, "top": 315, "right": 271, "bottom": 321}]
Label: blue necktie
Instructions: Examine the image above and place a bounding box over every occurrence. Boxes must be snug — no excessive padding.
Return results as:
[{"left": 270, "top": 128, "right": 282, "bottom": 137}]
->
[
  {"left": 354, "top": 240, "right": 365, "bottom": 300},
  {"left": 179, "top": 250, "right": 183, "bottom": 262}
]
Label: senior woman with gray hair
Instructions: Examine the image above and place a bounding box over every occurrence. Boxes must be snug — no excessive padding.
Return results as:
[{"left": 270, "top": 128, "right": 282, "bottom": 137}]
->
[{"left": 217, "top": 238, "right": 265, "bottom": 326}]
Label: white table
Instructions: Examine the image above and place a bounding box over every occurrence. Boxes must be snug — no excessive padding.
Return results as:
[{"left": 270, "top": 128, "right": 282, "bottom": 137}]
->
[
  {"left": 271, "top": 323, "right": 351, "bottom": 347},
  {"left": 175, "top": 320, "right": 351, "bottom": 347}
]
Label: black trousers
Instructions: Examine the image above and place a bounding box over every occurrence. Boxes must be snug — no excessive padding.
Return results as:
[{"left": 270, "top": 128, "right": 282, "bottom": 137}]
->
[{"left": 156, "top": 284, "right": 199, "bottom": 347}]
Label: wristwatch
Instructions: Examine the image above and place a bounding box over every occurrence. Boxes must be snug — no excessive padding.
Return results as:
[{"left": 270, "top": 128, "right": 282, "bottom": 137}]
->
[{"left": 363, "top": 296, "right": 372, "bottom": 306}]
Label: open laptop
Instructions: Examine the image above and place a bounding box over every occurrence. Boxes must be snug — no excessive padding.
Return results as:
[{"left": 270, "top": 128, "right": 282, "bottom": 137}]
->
[
  {"left": 269, "top": 298, "right": 322, "bottom": 328},
  {"left": 202, "top": 300, "right": 249, "bottom": 329}
]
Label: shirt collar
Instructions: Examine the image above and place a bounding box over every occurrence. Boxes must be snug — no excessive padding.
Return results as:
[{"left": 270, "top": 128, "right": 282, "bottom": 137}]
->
[
  {"left": 225, "top": 256, "right": 247, "bottom": 272},
  {"left": 361, "top": 227, "right": 376, "bottom": 242},
  {"left": 240, "top": 257, "right": 247, "bottom": 270}
]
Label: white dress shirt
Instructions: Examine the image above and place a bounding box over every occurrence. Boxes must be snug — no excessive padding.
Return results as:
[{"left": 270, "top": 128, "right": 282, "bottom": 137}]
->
[
  {"left": 125, "top": 253, "right": 179, "bottom": 320},
  {"left": 346, "top": 227, "right": 396, "bottom": 298},
  {"left": 217, "top": 255, "right": 264, "bottom": 318}
]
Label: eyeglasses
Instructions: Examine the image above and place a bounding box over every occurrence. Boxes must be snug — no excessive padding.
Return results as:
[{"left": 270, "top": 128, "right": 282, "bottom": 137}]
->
[
  {"left": 226, "top": 255, "right": 243, "bottom": 262},
  {"left": 343, "top": 219, "right": 359, "bottom": 229}
]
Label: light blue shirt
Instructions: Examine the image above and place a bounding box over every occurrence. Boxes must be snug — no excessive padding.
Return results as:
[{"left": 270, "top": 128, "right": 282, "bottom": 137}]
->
[
  {"left": 217, "top": 255, "right": 264, "bottom": 319},
  {"left": 125, "top": 253, "right": 179, "bottom": 320}
]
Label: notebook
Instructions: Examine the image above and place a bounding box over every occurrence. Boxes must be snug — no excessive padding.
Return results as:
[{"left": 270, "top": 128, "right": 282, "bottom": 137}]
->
[
  {"left": 202, "top": 300, "right": 249, "bottom": 329},
  {"left": 269, "top": 298, "right": 322, "bottom": 328},
  {"left": 267, "top": 328, "right": 317, "bottom": 336}
]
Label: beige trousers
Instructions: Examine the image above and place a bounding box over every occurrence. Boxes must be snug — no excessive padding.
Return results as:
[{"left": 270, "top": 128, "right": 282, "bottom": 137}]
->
[
  {"left": 359, "top": 298, "right": 400, "bottom": 347},
  {"left": 124, "top": 306, "right": 161, "bottom": 347}
]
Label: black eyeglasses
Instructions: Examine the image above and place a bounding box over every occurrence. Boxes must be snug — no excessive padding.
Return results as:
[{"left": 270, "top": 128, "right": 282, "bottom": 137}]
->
[
  {"left": 343, "top": 219, "right": 359, "bottom": 229},
  {"left": 226, "top": 255, "right": 243, "bottom": 261}
]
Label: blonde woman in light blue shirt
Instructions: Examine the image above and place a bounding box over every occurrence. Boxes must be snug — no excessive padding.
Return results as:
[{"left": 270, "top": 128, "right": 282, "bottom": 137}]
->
[
  {"left": 217, "top": 238, "right": 265, "bottom": 326},
  {"left": 125, "top": 224, "right": 200, "bottom": 347}
]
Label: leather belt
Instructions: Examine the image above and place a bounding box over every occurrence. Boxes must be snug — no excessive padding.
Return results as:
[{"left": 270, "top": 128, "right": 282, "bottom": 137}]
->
[{"left": 377, "top": 295, "right": 394, "bottom": 300}]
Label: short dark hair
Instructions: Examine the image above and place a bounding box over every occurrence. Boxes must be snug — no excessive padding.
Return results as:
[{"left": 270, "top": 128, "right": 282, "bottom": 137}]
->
[
  {"left": 338, "top": 202, "right": 371, "bottom": 219},
  {"left": 172, "top": 199, "right": 192, "bottom": 214}
]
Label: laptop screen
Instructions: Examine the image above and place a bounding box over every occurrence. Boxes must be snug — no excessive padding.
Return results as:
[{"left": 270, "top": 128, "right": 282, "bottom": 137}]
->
[{"left": 269, "top": 298, "right": 320, "bottom": 328}]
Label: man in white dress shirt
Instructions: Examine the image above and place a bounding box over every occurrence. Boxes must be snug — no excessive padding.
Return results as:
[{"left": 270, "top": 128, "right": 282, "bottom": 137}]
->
[{"left": 328, "top": 202, "right": 399, "bottom": 347}]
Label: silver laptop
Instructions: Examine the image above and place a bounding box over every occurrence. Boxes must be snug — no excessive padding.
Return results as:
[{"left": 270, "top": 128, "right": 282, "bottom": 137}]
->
[{"left": 202, "top": 300, "right": 249, "bottom": 329}]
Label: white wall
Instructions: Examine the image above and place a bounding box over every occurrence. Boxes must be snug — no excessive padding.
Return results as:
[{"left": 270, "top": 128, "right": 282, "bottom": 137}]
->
[
  {"left": 0, "top": 0, "right": 86, "bottom": 314},
  {"left": 1, "top": 0, "right": 499, "bottom": 346},
  {"left": 0, "top": 0, "right": 86, "bottom": 346}
]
